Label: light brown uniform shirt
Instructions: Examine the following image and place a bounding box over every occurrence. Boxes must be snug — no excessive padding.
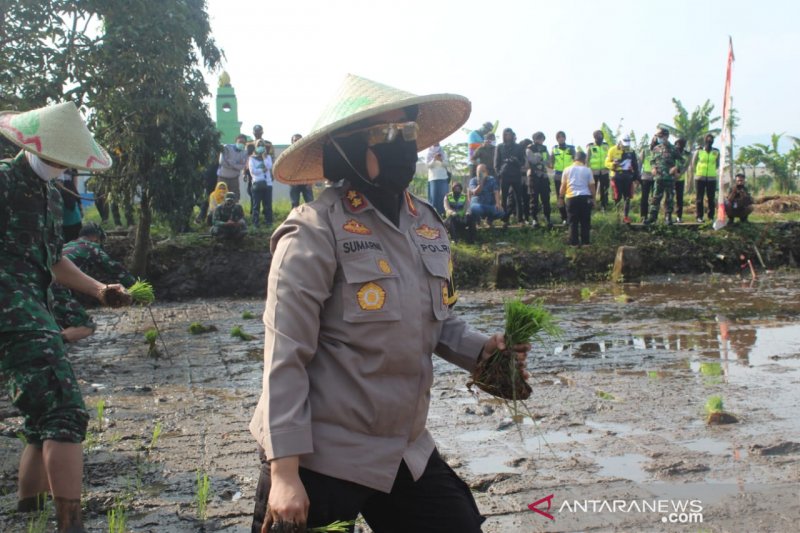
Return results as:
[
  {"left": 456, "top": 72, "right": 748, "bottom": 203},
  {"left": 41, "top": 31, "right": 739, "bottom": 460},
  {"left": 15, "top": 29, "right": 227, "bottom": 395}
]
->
[{"left": 249, "top": 182, "right": 487, "bottom": 493}]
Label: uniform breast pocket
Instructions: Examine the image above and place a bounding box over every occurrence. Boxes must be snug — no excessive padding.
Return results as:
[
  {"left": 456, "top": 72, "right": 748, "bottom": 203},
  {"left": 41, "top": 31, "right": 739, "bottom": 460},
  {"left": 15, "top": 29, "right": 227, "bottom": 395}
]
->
[
  {"left": 340, "top": 256, "right": 401, "bottom": 323},
  {"left": 420, "top": 253, "right": 451, "bottom": 322}
]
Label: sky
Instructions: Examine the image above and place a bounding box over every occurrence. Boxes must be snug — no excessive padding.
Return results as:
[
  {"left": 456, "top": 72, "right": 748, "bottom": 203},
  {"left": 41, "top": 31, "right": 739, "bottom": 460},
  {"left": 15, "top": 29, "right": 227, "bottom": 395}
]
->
[{"left": 204, "top": 0, "right": 798, "bottom": 150}]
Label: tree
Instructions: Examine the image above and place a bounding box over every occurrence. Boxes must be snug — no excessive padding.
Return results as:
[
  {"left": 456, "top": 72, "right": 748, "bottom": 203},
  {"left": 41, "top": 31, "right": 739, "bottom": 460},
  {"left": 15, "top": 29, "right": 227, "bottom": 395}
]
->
[
  {"left": 89, "top": 0, "right": 221, "bottom": 275},
  {"left": 745, "top": 134, "right": 797, "bottom": 194},
  {"left": 441, "top": 143, "right": 470, "bottom": 181}
]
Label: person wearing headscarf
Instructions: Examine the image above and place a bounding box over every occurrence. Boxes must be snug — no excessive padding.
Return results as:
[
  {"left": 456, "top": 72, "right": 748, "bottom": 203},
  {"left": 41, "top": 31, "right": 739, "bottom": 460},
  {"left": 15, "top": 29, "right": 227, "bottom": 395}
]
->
[
  {"left": 250, "top": 75, "right": 529, "bottom": 533},
  {"left": 207, "top": 181, "right": 228, "bottom": 224}
]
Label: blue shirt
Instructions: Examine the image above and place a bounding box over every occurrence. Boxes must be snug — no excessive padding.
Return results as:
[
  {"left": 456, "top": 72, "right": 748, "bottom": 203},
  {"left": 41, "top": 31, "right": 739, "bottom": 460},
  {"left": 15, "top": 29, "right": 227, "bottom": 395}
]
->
[{"left": 469, "top": 176, "right": 499, "bottom": 206}]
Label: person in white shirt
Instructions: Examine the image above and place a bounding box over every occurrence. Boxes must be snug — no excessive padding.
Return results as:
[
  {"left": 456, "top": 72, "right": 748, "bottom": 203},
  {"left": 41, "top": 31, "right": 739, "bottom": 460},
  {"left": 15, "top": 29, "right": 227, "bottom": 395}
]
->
[
  {"left": 559, "top": 151, "right": 596, "bottom": 246},
  {"left": 426, "top": 143, "right": 449, "bottom": 215},
  {"left": 248, "top": 139, "right": 274, "bottom": 227}
]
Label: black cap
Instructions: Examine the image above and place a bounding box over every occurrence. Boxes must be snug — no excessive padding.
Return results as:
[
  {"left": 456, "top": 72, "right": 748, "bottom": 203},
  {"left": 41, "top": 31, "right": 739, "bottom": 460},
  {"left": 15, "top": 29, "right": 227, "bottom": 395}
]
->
[{"left": 79, "top": 222, "right": 107, "bottom": 242}]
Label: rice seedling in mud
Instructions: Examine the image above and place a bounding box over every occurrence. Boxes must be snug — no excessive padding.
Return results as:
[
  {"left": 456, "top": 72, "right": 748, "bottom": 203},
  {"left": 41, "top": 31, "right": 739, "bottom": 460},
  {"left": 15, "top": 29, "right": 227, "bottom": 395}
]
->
[
  {"left": 144, "top": 328, "right": 160, "bottom": 358},
  {"left": 188, "top": 322, "right": 218, "bottom": 334},
  {"left": 107, "top": 499, "right": 128, "bottom": 533},
  {"left": 147, "top": 421, "right": 163, "bottom": 454},
  {"left": 705, "top": 395, "right": 739, "bottom": 425},
  {"left": 129, "top": 279, "right": 155, "bottom": 306},
  {"left": 195, "top": 470, "right": 211, "bottom": 520},
  {"left": 241, "top": 310, "right": 257, "bottom": 319},
  {"left": 308, "top": 520, "right": 358, "bottom": 532},
  {"left": 95, "top": 399, "right": 106, "bottom": 431},
  {"left": 25, "top": 494, "right": 51, "bottom": 533},
  {"left": 230, "top": 325, "right": 256, "bottom": 341}
]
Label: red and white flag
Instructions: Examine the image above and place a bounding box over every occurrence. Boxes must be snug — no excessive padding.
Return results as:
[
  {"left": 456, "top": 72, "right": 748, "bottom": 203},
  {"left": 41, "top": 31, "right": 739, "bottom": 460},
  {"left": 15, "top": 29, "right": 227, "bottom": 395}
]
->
[{"left": 714, "top": 37, "right": 735, "bottom": 230}]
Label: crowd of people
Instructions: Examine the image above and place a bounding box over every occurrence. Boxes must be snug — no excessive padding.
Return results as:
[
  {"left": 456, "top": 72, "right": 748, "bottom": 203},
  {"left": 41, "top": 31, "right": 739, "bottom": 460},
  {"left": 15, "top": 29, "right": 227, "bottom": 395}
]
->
[{"left": 427, "top": 123, "right": 755, "bottom": 245}]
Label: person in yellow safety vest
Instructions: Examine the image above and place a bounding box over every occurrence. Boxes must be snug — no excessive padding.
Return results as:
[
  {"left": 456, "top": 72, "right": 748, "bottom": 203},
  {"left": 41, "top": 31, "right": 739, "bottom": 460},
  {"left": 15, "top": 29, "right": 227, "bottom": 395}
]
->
[
  {"left": 443, "top": 181, "right": 476, "bottom": 243},
  {"left": 638, "top": 142, "right": 654, "bottom": 220},
  {"left": 673, "top": 138, "right": 691, "bottom": 223},
  {"left": 605, "top": 136, "right": 640, "bottom": 224},
  {"left": 586, "top": 130, "right": 610, "bottom": 211},
  {"left": 548, "top": 131, "right": 575, "bottom": 224},
  {"left": 691, "top": 133, "right": 720, "bottom": 222}
]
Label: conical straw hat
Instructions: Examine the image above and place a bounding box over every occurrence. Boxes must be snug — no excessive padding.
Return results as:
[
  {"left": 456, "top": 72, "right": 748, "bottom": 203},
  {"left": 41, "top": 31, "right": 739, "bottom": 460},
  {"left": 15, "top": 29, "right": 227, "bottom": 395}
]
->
[
  {"left": 273, "top": 74, "right": 471, "bottom": 184},
  {"left": 0, "top": 102, "right": 112, "bottom": 171}
]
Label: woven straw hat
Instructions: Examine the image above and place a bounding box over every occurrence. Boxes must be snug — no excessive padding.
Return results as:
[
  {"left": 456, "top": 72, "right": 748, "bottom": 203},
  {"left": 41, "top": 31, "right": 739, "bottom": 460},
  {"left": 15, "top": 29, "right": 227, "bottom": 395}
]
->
[
  {"left": 0, "top": 102, "right": 112, "bottom": 171},
  {"left": 273, "top": 74, "right": 471, "bottom": 184}
]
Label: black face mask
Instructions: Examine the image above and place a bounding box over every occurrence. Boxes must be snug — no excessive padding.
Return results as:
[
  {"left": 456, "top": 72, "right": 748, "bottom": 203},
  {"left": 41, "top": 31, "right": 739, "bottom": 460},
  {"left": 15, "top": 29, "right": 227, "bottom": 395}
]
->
[
  {"left": 736, "top": 184, "right": 744, "bottom": 189},
  {"left": 370, "top": 138, "right": 418, "bottom": 195},
  {"left": 322, "top": 135, "right": 370, "bottom": 184}
]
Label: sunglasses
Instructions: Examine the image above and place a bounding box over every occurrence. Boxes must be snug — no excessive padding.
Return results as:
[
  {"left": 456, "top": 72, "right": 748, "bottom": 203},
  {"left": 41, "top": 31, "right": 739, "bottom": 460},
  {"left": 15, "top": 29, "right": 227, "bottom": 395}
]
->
[{"left": 336, "top": 121, "right": 419, "bottom": 147}]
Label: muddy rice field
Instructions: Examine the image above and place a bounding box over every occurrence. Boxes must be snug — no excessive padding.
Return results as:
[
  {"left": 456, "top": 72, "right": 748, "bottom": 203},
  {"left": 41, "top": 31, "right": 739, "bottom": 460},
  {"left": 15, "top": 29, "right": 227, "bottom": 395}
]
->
[{"left": 1, "top": 272, "right": 799, "bottom": 532}]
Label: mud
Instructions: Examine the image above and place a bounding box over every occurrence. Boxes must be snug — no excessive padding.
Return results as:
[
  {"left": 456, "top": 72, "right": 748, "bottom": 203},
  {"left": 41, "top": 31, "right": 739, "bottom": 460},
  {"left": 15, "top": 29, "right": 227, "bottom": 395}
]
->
[{"left": 1, "top": 273, "right": 799, "bottom": 532}]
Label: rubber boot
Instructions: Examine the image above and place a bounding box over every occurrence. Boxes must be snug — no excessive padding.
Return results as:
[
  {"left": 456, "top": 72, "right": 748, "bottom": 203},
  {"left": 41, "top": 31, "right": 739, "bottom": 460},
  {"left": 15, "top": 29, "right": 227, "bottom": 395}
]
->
[
  {"left": 54, "top": 497, "right": 86, "bottom": 533},
  {"left": 17, "top": 494, "right": 49, "bottom": 512}
]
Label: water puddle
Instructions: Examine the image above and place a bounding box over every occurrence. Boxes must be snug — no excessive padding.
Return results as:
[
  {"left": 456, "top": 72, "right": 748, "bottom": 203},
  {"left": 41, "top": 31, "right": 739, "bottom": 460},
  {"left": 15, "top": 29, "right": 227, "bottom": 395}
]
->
[
  {"left": 678, "top": 437, "right": 749, "bottom": 458},
  {"left": 595, "top": 453, "right": 650, "bottom": 483},
  {"left": 586, "top": 420, "right": 648, "bottom": 436}
]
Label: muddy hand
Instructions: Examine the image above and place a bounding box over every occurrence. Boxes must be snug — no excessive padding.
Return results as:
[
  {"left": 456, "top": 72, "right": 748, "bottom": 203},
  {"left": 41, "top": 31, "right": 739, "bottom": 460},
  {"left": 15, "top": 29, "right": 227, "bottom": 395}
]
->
[
  {"left": 481, "top": 333, "right": 531, "bottom": 379},
  {"left": 98, "top": 284, "right": 132, "bottom": 307}
]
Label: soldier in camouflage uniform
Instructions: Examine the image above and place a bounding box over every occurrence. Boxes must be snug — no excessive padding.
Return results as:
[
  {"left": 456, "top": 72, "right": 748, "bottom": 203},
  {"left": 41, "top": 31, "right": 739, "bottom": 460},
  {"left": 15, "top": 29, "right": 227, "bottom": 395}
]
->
[
  {"left": 0, "top": 102, "right": 129, "bottom": 533},
  {"left": 211, "top": 191, "right": 247, "bottom": 240},
  {"left": 52, "top": 223, "right": 135, "bottom": 343},
  {"left": 646, "top": 127, "right": 684, "bottom": 225}
]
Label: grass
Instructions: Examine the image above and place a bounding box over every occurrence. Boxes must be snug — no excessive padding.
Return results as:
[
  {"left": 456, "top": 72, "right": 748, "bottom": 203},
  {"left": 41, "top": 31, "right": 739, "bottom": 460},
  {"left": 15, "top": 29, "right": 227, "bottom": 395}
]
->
[
  {"left": 230, "top": 325, "right": 256, "bottom": 341},
  {"left": 195, "top": 470, "right": 211, "bottom": 520},
  {"left": 148, "top": 421, "right": 163, "bottom": 453}
]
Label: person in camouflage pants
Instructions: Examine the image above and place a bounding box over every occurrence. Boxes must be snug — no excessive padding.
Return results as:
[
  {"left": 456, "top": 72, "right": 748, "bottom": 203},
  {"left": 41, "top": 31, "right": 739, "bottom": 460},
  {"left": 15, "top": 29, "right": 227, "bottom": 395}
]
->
[
  {"left": 211, "top": 192, "right": 247, "bottom": 240},
  {"left": 52, "top": 223, "right": 136, "bottom": 343},
  {"left": 646, "top": 127, "right": 684, "bottom": 225},
  {"left": 0, "top": 102, "right": 129, "bottom": 532}
]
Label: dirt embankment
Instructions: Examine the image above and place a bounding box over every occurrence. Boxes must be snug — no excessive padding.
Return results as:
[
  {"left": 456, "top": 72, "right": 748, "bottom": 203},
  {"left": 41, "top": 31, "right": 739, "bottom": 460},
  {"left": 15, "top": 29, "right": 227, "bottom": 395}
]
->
[{"left": 102, "top": 222, "right": 800, "bottom": 300}]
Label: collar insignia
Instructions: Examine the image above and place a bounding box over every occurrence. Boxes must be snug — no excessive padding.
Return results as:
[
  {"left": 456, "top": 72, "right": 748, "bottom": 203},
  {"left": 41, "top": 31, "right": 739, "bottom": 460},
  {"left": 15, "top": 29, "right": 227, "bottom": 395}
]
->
[
  {"left": 415, "top": 224, "right": 440, "bottom": 240},
  {"left": 343, "top": 219, "right": 372, "bottom": 235},
  {"left": 344, "top": 189, "right": 368, "bottom": 212},
  {"left": 405, "top": 191, "right": 418, "bottom": 217}
]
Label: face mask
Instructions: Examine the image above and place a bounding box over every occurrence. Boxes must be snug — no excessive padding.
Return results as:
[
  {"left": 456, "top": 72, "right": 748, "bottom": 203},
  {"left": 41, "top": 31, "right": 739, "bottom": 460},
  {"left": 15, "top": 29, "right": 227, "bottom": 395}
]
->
[
  {"left": 370, "top": 139, "right": 418, "bottom": 195},
  {"left": 656, "top": 137, "right": 665, "bottom": 145},
  {"left": 235, "top": 142, "right": 245, "bottom": 151},
  {"left": 705, "top": 140, "right": 713, "bottom": 147},
  {"left": 255, "top": 146, "right": 266, "bottom": 154},
  {"left": 737, "top": 183, "right": 744, "bottom": 189},
  {"left": 26, "top": 152, "right": 64, "bottom": 181}
]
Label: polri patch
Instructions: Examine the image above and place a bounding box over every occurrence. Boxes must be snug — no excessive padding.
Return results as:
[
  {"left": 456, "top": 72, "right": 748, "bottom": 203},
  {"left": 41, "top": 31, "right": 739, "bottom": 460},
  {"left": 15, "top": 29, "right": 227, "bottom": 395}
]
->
[
  {"left": 415, "top": 224, "right": 441, "bottom": 240},
  {"left": 343, "top": 219, "right": 372, "bottom": 235},
  {"left": 357, "top": 282, "right": 386, "bottom": 310}
]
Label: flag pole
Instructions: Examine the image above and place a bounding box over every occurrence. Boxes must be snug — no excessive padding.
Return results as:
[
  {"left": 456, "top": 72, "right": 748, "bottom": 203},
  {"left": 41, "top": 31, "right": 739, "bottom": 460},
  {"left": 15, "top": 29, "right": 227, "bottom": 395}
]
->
[{"left": 714, "top": 37, "right": 735, "bottom": 230}]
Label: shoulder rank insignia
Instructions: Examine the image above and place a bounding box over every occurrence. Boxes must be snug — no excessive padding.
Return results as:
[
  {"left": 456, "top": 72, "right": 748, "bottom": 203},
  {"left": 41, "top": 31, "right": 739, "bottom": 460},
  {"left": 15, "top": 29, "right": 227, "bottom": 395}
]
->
[
  {"left": 344, "top": 189, "right": 368, "bottom": 212},
  {"left": 343, "top": 219, "right": 372, "bottom": 235},
  {"left": 377, "top": 258, "right": 392, "bottom": 274},
  {"left": 357, "top": 282, "right": 386, "bottom": 310},
  {"left": 415, "top": 224, "right": 441, "bottom": 240},
  {"left": 404, "top": 191, "right": 418, "bottom": 217}
]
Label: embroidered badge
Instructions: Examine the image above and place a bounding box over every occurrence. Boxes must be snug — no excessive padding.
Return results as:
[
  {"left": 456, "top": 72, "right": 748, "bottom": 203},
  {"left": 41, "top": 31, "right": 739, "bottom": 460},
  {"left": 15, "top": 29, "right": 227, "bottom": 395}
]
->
[
  {"left": 357, "top": 282, "right": 386, "bottom": 311},
  {"left": 441, "top": 281, "right": 449, "bottom": 308},
  {"left": 405, "top": 191, "right": 418, "bottom": 217},
  {"left": 377, "top": 259, "right": 392, "bottom": 274},
  {"left": 344, "top": 189, "right": 367, "bottom": 212},
  {"left": 343, "top": 219, "right": 372, "bottom": 235},
  {"left": 415, "top": 224, "right": 441, "bottom": 240}
]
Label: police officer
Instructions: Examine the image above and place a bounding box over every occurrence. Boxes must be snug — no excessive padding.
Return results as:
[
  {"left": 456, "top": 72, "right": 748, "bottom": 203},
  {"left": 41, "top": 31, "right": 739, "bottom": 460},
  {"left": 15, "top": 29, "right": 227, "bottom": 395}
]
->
[
  {"left": 646, "top": 127, "right": 684, "bottom": 225},
  {"left": 549, "top": 131, "right": 575, "bottom": 224},
  {"left": 53, "top": 223, "right": 136, "bottom": 343},
  {"left": 691, "top": 133, "right": 721, "bottom": 223},
  {"left": 0, "top": 102, "right": 130, "bottom": 532},
  {"left": 250, "top": 74, "right": 529, "bottom": 533},
  {"left": 526, "top": 131, "right": 551, "bottom": 228},
  {"left": 586, "top": 130, "right": 611, "bottom": 211}
]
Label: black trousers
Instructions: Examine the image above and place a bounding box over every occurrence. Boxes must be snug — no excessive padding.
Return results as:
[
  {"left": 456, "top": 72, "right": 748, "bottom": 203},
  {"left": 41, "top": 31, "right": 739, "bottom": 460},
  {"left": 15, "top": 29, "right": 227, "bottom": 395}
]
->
[
  {"left": 553, "top": 173, "right": 568, "bottom": 221},
  {"left": 696, "top": 179, "right": 717, "bottom": 220},
  {"left": 612, "top": 174, "right": 635, "bottom": 217},
  {"left": 252, "top": 448, "right": 484, "bottom": 533},
  {"left": 566, "top": 195, "right": 592, "bottom": 245},
  {"left": 500, "top": 175, "right": 524, "bottom": 223},
  {"left": 640, "top": 180, "right": 654, "bottom": 219},
  {"left": 518, "top": 176, "right": 530, "bottom": 221},
  {"left": 528, "top": 175, "right": 551, "bottom": 222},
  {"left": 290, "top": 185, "right": 314, "bottom": 208},
  {"left": 444, "top": 214, "right": 477, "bottom": 243},
  {"left": 594, "top": 171, "right": 610, "bottom": 209},
  {"left": 674, "top": 180, "right": 685, "bottom": 218},
  {"left": 251, "top": 182, "right": 273, "bottom": 226}
]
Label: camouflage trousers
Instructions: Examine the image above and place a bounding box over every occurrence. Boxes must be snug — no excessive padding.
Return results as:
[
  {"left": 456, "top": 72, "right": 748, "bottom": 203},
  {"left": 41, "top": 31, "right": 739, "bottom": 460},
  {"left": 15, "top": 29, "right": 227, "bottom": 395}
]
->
[
  {"left": 0, "top": 331, "right": 89, "bottom": 444},
  {"left": 51, "top": 285, "right": 96, "bottom": 330},
  {"left": 648, "top": 178, "right": 675, "bottom": 221},
  {"left": 211, "top": 224, "right": 246, "bottom": 240}
]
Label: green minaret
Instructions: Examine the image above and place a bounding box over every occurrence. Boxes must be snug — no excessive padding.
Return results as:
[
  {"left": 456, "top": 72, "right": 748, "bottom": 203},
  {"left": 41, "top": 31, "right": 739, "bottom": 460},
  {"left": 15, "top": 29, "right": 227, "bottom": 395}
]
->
[{"left": 215, "top": 71, "right": 241, "bottom": 143}]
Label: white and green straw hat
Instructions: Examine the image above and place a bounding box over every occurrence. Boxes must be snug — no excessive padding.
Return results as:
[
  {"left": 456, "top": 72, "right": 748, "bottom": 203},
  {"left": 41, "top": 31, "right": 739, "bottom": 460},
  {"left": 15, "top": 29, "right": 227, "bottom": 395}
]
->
[
  {"left": 273, "top": 74, "right": 471, "bottom": 184},
  {"left": 0, "top": 101, "right": 112, "bottom": 171}
]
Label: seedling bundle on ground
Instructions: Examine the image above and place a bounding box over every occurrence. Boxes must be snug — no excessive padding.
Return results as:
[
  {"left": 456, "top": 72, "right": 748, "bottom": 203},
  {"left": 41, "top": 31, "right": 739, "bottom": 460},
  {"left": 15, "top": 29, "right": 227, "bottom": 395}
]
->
[
  {"left": 230, "top": 325, "right": 256, "bottom": 341},
  {"left": 705, "top": 395, "right": 739, "bottom": 424},
  {"left": 144, "top": 328, "right": 160, "bottom": 358},
  {"left": 188, "top": 322, "right": 218, "bottom": 334}
]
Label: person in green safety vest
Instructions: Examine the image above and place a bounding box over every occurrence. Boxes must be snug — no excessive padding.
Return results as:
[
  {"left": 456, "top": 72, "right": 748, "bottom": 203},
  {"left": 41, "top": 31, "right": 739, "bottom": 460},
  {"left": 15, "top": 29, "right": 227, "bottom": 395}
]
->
[
  {"left": 586, "top": 130, "right": 610, "bottom": 211},
  {"left": 548, "top": 131, "right": 575, "bottom": 224},
  {"left": 673, "top": 138, "right": 691, "bottom": 223},
  {"left": 638, "top": 142, "right": 654, "bottom": 220},
  {"left": 443, "top": 181, "right": 476, "bottom": 243},
  {"left": 691, "top": 133, "right": 721, "bottom": 222}
]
